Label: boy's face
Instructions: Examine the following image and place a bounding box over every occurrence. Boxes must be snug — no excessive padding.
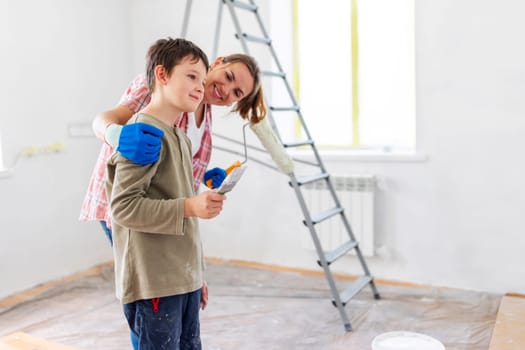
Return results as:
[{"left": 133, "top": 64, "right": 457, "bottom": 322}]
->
[{"left": 164, "top": 56, "right": 207, "bottom": 112}]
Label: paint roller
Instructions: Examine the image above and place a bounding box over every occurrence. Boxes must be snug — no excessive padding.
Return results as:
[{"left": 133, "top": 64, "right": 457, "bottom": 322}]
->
[
  {"left": 207, "top": 117, "right": 294, "bottom": 189},
  {"left": 249, "top": 118, "right": 294, "bottom": 175}
]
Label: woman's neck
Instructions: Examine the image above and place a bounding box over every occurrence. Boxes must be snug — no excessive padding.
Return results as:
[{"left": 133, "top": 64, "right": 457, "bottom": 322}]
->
[{"left": 194, "top": 103, "right": 205, "bottom": 128}]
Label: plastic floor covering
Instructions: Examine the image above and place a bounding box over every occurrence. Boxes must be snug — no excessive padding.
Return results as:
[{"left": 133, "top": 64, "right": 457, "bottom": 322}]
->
[{"left": 0, "top": 262, "right": 500, "bottom": 350}]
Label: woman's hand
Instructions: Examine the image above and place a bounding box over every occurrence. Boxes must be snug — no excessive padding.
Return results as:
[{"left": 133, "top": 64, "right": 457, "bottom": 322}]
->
[
  {"left": 106, "top": 123, "right": 164, "bottom": 165},
  {"left": 204, "top": 167, "right": 227, "bottom": 189}
]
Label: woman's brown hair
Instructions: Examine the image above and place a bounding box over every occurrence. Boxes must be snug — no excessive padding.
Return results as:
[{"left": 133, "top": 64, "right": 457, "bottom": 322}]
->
[{"left": 222, "top": 54, "right": 267, "bottom": 124}]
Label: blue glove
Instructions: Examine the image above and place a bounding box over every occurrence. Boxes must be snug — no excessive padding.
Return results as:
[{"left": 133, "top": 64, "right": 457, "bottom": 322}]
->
[
  {"left": 204, "top": 167, "right": 227, "bottom": 189},
  {"left": 106, "top": 123, "right": 164, "bottom": 165}
]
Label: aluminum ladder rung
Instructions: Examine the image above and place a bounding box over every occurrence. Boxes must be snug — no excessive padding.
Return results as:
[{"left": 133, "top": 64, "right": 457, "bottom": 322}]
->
[
  {"left": 317, "top": 240, "right": 358, "bottom": 267},
  {"left": 283, "top": 140, "right": 313, "bottom": 148},
  {"left": 333, "top": 276, "right": 373, "bottom": 307},
  {"left": 262, "top": 70, "right": 286, "bottom": 78},
  {"left": 294, "top": 173, "right": 329, "bottom": 186},
  {"left": 235, "top": 33, "right": 271, "bottom": 45},
  {"left": 270, "top": 106, "right": 300, "bottom": 112},
  {"left": 304, "top": 207, "right": 343, "bottom": 226},
  {"left": 229, "top": 0, "right": 258, "bottom": 12}
]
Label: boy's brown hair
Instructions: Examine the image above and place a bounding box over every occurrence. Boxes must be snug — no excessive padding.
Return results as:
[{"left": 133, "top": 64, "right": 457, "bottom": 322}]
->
[{"left": 145, "top": 37, "right": 209, "bottom": 92}]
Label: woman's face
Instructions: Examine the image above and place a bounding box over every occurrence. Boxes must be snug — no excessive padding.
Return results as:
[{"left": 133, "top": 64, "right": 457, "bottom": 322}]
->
[{"left": 204, "top": 58, "right": 255, "bottom": 106}]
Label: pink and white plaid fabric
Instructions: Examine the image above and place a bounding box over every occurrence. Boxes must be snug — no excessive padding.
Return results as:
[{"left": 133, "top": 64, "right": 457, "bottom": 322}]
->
[{"left": 79, "top": 74, "right": 213, "bottom": 224}]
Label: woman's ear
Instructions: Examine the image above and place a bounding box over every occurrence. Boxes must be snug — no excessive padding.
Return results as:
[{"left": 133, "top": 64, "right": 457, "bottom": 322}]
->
[
  {"left": 210, "top": 57, "right": 225, "bottom": 69},
  {"left": 154, "top": 65, "right": 168, "bottom": 85}
]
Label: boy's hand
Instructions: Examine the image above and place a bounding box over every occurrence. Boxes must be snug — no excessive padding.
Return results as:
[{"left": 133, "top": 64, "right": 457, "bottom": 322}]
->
[
  {"left": 201, "top": 280, "right": 208, "bottom": 310},
  {"left": 204, "top": 167, "right": 227, "bottom": 189},
  {"left": 185, "top": 191, "right": 226, "bottom": 219},
  {"left": 105, "top": 123, "right": 164, "bottom": 165}
]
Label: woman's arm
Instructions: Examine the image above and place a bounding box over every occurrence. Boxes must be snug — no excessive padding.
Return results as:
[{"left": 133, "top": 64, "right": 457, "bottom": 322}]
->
[
  {"left": 94, "top": 75, "right": 164, "bottom": 165},
  {"left": 92, "top": 105, "right": 135, "bottom": 142}
]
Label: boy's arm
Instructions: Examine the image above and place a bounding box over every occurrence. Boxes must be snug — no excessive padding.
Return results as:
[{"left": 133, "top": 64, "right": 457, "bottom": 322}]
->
[
  {"left": 184, "top": 191, "right": 225, "bottom": 219},
  {"left": 109, "top": 155, "right": 186, "bottom": 234},
  {"left": 109, "top": 156, "right": 225, "bottom": 234}
]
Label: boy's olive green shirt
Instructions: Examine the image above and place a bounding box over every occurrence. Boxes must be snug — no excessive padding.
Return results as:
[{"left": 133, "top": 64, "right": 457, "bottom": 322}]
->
[{"left": 106, "top": 113, "right": 204, "bottom": 304}]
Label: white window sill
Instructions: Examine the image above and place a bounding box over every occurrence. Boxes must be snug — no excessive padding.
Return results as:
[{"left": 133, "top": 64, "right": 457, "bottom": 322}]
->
[{"left": 288, "top": 148, "right": 428, "bottom": 163}]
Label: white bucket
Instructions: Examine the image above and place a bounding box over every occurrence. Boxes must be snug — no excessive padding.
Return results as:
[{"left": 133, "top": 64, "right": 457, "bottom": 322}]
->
[{"left": 372, "top": 331, "right": 446, "bottom": 350}]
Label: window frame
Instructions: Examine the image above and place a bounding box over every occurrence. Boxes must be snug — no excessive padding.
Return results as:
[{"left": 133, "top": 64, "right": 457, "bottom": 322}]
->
[{"left": 270, "top": 0, "right": 421, "bottom": 160}]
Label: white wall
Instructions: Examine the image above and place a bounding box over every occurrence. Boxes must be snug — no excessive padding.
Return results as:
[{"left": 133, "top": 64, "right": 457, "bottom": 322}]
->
[
  {"left": 0, "top": 0, "right": 7, "bottom": 169},
  {"left": 0, "top": 0, "right": 133, "bottom": 299},
  {"left": 1, "top": 0, "right": 524, "bottom": 300}
]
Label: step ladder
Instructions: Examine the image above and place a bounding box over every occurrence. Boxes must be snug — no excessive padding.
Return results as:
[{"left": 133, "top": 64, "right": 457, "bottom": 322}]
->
[{"left": 182, "top": 0, "right": 380, "bottom": 332}]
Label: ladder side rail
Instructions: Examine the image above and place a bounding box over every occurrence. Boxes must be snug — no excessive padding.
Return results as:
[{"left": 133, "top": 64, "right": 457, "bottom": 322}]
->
[
  {"left": 249, "top": 6, "right": 308, "bottom": 135},
  {"left": 273, "top": 78, "right": 328, "bottom": 172},
  {"left": 324, "top": 177, "right": 345, "bottom": 213},
  {"left": 350, "top": 240, "right": 380, "bottom": 298},
  {"left": 223, "top": 2, "right": 288, "bottom": 153},
  {"left": 324, "top": 178, "right": 370, "bottom": 266},
  {"left": 324, "top": 177, "right": 377, "bottom": 265},
  {"left": 324, "top": 178, "right": 380, "bottom": 298},
  {"left": 249, "top": 1, "right": 295, "bottom": 106},
  {"left": 289, "top": 174, "right": 352, "bottom": 330},
  {"left": 222, "top": 2, "right": 271, "bottom": 132},
  {"left": 273, "top": 79, "right": 327, "bottom": 174},
  {"left": 246, "top": 5, "right": 308, "bottom": 134},
  {"left": 340, "top": 212, "right": 373, "bottom": 276},
  {"left": 225, "top": 0, "right": 287, "bottom": 143},
  {"left": 338, "top": 212, "right": 381, "bottom": 297},
  {"left": 248, "top": 4, "right": 329, "bottom": 172},
  {"left": 224, "top": 1, "right": 251, "bottom": 54},
  {"left": 212, "top": 0, "right": 224, "bottom": 59},
  {"left": 242, "top": 1, "right": 315, "bottom": 147},
  {"left": 180, "top": 0, "right": 193, "bottom": 38}
]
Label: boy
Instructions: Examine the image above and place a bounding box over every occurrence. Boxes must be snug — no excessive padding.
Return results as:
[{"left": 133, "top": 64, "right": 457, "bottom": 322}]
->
[{"left": 106, "top": 38, "right": 225, "bottom": 349}]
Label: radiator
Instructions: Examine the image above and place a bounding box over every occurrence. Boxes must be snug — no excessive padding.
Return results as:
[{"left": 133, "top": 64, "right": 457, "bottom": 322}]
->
[{"left": 302, "top": 175, "right": 375, "bottom": 257}]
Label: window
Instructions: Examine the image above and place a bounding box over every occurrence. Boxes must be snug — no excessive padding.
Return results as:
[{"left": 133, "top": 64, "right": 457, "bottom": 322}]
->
[{"left": 270, "top": 0, "right": 416, "bottom": 152}]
